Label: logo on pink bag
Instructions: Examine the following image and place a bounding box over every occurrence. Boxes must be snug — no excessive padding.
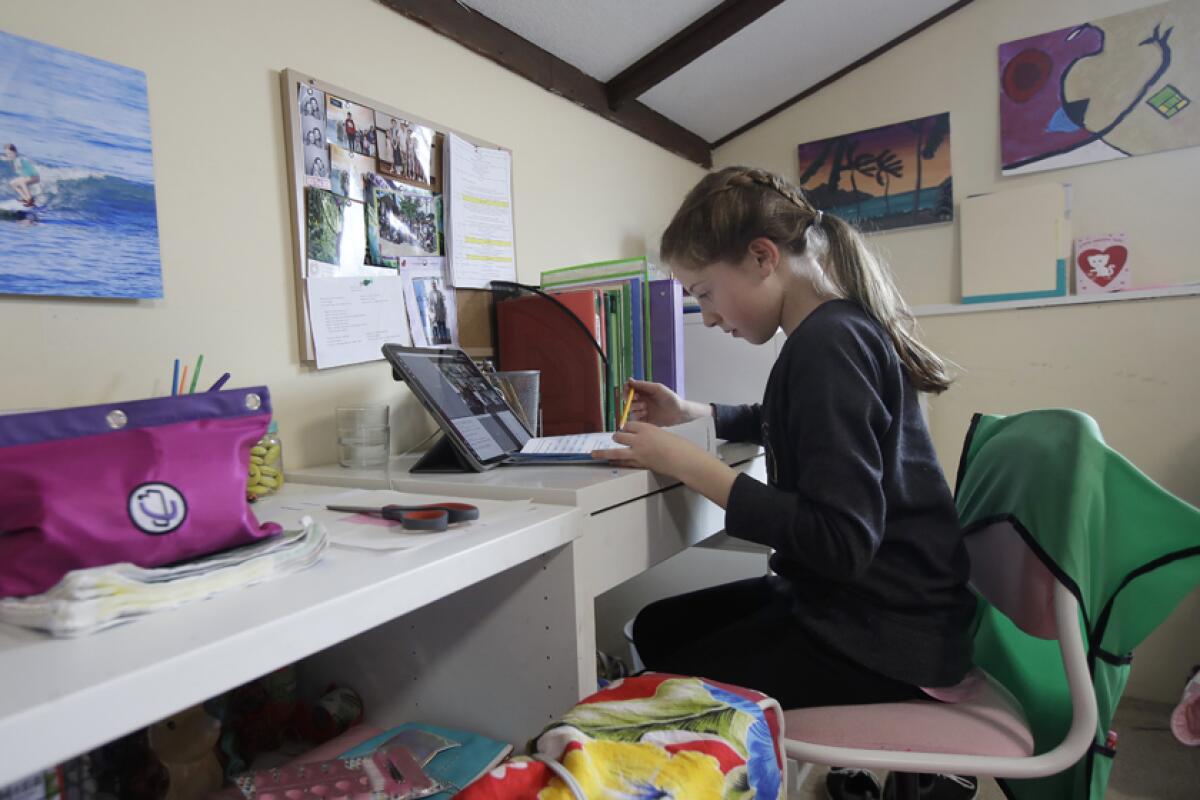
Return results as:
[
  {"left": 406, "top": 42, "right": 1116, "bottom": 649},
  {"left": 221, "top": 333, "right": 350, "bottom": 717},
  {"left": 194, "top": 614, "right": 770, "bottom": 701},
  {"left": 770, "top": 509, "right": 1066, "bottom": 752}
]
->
[{"left": 128, "top": 483, "right": 188, "bottom": 535}]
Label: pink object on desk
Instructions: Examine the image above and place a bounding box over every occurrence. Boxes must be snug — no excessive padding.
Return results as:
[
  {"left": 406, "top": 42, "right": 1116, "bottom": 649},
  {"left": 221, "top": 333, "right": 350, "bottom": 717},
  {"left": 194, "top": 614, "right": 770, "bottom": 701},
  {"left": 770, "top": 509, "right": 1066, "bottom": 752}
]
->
[{"left": 339, "top": 513, "right": 400, "bottom": 528}]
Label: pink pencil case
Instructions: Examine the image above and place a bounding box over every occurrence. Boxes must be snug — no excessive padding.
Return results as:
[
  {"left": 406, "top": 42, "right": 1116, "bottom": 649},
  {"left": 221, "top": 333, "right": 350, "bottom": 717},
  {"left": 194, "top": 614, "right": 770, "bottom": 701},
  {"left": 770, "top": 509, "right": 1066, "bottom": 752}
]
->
[{"left": 0, "top": 388, "right": 282, "bottom": 598}]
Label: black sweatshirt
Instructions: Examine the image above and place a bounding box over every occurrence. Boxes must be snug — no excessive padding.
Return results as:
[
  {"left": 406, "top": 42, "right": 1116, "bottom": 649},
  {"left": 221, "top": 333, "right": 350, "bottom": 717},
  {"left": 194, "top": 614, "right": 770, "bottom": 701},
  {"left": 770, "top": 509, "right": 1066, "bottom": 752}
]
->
[{"left": 713, "top": 300, "right": 976, "bottom": 688}]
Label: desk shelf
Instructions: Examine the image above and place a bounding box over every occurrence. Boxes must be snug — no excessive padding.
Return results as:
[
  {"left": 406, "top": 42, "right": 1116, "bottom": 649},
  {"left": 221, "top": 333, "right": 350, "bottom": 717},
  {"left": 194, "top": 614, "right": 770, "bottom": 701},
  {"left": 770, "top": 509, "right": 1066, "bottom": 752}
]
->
[
  {"left": 1, "top": 447, "right": 769, "bottom": 786},
  {"left": 288, "top": 442, "right": 764, "bottom": 515},
  {"left": 289, "top": 444, "right": 768, "bottom": 697},
  {"left": 0, "top": 485, "right": 581, "bottom": 786}
]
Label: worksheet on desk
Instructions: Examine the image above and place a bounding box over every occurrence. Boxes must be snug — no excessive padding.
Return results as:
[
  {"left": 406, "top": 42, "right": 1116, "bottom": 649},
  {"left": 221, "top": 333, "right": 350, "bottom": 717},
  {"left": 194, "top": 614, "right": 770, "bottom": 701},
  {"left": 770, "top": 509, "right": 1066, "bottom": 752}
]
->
[
  {"left": 519, "top": 432, "right": 623, "bottom": 455},
  {"left": 265, "top": 489, "right": 535, "bottom": 551},
  {"left": 518, "top": 418, "right": 716, "bottom": 456}
]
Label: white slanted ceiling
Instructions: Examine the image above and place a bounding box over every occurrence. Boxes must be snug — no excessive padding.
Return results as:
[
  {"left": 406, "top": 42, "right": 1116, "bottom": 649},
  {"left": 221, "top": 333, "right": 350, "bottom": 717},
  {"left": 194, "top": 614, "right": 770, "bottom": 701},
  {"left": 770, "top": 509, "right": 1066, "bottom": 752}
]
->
[
  {"left": 461, "top": 0, "right": 725, "bottom": 83},
  {"left": 460, "top": 0, "right": 962, "bottom": 144}
]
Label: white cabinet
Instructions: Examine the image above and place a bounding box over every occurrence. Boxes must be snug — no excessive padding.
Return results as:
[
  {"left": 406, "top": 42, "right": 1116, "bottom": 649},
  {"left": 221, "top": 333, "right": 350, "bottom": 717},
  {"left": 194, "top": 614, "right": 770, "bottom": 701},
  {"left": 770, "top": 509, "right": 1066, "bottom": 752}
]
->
[{"left": 683, "top": 314, "right": 784, "bottom": 404}]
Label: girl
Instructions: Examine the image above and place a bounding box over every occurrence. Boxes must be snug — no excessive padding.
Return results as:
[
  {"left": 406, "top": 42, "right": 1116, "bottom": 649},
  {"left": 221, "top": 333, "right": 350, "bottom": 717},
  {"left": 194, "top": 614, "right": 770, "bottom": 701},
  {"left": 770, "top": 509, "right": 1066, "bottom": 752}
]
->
[
  {"left": 3, "top": 144, "right": 41, "bottom": 207},
  {"left": 593, "top": 167, "right": 978, "bottom": 800}
]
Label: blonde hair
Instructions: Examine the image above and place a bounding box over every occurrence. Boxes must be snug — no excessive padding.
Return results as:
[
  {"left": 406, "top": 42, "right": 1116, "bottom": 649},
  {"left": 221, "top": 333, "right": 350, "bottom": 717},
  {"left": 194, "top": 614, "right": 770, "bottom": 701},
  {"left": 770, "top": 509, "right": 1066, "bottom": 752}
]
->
[{"left": 661, "top": 166, "right": 952, "bottom": 394}]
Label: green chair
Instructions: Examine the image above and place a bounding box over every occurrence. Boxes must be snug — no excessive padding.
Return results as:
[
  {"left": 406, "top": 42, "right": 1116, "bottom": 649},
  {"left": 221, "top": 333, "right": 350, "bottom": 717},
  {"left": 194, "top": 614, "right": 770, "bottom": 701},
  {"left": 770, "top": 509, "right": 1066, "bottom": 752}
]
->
[
  {"left": 783, "top": 410, "right": 1200, "bottom": 800},
  {"left": 958, "top": 409, "right": 1200, "bottom": 799}
]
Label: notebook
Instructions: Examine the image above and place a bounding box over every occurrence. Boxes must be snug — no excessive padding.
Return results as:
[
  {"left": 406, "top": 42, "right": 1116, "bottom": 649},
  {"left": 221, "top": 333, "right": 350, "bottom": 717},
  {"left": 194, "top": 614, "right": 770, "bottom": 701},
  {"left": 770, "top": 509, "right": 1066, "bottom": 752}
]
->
[{"left": 509, "top": 417, "right": 717, "bottom": 463}]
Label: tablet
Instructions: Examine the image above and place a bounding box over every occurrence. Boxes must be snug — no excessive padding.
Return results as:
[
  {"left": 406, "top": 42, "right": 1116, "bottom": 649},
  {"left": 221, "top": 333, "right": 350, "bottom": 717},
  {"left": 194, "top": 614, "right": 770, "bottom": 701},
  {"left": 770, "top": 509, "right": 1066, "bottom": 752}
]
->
[{"left": 382, "top": 344, "right": 532, "bottom": 471}]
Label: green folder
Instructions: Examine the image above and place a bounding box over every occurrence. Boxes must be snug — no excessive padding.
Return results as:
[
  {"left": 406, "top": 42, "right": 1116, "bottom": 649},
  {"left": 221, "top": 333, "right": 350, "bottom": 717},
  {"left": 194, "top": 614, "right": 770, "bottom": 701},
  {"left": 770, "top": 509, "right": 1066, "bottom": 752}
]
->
[{"left": 542, "top": 257, "right": 652, "bottom": 385}]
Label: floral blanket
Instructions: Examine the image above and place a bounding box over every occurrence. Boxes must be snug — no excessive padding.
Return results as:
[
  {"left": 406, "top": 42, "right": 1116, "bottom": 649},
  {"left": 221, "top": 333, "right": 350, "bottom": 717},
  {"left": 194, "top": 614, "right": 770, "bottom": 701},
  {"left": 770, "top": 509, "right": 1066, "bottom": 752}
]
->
[{"left": 457, "top": 673, "right": 785, "bottom": 799}]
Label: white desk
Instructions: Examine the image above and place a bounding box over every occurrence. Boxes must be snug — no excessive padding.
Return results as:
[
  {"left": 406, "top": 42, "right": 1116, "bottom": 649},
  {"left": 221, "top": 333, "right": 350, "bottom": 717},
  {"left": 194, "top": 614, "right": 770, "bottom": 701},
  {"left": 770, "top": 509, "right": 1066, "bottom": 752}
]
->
[
  {"left": 0, "top": 484, "right": 581, "bottom": 787},
  {"left": 288, "top": 442, "right": 767, "bottom": 694}
]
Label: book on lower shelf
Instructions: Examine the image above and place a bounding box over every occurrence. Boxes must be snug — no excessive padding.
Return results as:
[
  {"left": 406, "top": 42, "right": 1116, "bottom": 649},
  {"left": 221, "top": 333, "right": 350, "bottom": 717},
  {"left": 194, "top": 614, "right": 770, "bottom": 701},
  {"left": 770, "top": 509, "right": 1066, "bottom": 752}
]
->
[{"left": 339, "top": 722, "right": 512, "bottom": 798}]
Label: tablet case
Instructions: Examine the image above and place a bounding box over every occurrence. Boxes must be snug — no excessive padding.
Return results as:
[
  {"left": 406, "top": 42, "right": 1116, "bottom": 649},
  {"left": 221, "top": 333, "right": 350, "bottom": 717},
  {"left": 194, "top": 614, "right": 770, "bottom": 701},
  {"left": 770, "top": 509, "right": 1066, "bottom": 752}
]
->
[
  {"left": 386, "top": 351, "right": 494, "bottom": 473},
  {"left": 410, "top": 434, "right": 478, "bottom": 473}
]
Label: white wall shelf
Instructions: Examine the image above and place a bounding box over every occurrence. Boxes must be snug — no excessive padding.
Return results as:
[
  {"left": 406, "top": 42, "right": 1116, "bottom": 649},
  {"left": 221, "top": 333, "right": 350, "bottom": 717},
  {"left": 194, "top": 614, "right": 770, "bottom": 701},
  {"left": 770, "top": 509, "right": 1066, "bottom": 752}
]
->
[{"left": 912, "top": 284, "right": 1200, "bottom": 317}]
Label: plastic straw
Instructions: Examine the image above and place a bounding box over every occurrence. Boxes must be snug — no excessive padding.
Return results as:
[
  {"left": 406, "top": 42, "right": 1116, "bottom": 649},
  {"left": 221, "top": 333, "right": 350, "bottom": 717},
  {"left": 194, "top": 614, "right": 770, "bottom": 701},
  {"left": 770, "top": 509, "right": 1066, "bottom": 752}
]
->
[
  {"left": 188, "top": 354, "right": 204, "bottom": 394},
  {"left": 208, "top": 372, "right": 231, "bottom": 392}
]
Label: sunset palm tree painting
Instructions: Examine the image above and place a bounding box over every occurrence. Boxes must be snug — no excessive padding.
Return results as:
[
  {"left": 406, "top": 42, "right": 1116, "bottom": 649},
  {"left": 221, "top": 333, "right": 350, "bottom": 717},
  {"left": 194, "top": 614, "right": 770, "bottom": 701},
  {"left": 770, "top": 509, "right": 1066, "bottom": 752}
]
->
[{"left": 796, "top": 112, "right": 952, "bottom": 233}]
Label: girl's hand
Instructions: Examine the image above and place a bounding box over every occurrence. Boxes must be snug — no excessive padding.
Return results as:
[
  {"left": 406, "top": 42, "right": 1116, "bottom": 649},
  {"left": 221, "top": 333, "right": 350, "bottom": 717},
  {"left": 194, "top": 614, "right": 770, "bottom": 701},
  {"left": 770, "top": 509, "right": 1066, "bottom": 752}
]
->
[
  {"left": 591, "top": 421, "right": 708, "bottom": 478},
  {"left": 626, "top": 379, "right": 711, "bottom": 427}
]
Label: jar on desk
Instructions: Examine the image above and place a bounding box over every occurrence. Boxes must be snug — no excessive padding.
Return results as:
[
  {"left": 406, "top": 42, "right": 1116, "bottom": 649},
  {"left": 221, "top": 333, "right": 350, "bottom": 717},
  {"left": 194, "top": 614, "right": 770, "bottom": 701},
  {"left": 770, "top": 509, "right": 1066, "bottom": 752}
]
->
[
  {"left": 247, "top": 421, "right": 284, "bottom": 500},
  {"left": 336, "top": 406, "right": 390, "bottom": 468}
]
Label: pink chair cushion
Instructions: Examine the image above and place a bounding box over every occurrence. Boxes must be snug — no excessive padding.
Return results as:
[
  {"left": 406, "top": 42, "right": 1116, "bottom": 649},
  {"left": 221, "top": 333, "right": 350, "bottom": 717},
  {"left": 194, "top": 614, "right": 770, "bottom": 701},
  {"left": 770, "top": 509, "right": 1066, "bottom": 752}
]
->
[{"left": 784, "top": 668, "right": 1034, "bottom": 758}]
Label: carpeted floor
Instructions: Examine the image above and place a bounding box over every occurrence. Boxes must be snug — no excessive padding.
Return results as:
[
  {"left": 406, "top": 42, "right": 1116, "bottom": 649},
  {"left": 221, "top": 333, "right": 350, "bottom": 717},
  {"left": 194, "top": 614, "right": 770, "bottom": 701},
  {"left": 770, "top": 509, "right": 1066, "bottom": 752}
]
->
[
  {"left": 788, "top": 698, "right": 1197, "bottom": 799},
  {"left": 1106, "top": 698, "right": 1198, "bottom": 800}
]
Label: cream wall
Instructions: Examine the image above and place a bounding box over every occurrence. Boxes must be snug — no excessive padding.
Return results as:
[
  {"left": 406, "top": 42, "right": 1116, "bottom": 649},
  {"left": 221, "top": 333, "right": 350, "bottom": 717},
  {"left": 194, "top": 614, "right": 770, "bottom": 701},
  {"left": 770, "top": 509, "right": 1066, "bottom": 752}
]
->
[
  {"left": 715, "top": 0, "right": 1199, "bottom": 703},
  {"left": 0, "top": 0, "right": 704, "bottom": 465}
]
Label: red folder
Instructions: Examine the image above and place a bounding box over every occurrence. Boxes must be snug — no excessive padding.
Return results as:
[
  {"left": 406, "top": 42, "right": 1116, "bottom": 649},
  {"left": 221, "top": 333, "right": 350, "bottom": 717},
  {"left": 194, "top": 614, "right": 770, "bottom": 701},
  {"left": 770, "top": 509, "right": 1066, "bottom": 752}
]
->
[{"left": 498, "top": 290, "right": 604, "bottom": 435}]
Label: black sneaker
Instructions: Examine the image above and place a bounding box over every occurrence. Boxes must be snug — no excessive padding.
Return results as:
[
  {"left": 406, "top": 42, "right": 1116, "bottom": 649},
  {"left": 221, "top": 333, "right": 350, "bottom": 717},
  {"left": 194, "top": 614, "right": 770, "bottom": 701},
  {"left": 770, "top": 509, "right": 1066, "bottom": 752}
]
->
[
  {"left": 883, "top": 773, "right": 979, "bottom": 800},
  {"left": 826, "top": 767, "right": 882, "bottom": 800}
]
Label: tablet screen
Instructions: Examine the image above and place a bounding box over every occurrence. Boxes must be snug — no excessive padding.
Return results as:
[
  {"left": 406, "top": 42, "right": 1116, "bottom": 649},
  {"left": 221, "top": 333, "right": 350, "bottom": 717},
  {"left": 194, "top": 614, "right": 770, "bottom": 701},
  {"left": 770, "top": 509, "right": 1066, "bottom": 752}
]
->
[{"left": 389, "top": 347, "right": 531, "bottom": 464}]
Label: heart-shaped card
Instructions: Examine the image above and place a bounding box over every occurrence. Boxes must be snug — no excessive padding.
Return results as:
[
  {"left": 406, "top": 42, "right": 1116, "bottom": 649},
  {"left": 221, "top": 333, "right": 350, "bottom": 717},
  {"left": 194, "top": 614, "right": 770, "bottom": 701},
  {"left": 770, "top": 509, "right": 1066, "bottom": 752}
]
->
[{"left": 1074, "top": 234, "right": 1130, "bottom": 293}]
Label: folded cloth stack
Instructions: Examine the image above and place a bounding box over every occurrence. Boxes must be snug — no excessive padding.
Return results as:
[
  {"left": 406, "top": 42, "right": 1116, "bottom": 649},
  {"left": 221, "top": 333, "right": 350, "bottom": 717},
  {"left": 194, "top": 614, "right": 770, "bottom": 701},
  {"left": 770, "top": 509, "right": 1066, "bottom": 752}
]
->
[{"left": 0, "top": 518, "right": 327, "bottom": 637}]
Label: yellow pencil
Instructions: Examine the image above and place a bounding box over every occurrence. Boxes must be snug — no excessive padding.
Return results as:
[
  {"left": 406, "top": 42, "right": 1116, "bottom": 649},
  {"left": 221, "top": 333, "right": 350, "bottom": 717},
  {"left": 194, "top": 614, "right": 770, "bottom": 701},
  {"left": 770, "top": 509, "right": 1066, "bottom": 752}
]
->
[{"left": 618, "top": 386, "right": 635, "bottom": 429}]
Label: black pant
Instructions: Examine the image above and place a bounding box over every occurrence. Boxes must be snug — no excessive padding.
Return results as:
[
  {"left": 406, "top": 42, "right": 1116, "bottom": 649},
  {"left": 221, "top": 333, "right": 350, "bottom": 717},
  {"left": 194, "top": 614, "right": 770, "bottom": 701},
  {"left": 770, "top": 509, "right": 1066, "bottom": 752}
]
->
[{"left": 631, "top": 576, "right": 926, "bottom": 710}]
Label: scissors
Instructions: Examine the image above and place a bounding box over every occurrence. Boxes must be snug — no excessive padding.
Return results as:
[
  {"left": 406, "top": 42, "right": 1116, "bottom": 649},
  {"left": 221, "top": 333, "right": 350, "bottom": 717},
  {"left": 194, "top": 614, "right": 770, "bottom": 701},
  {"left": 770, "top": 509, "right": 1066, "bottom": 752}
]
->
[{"left": 325, "top": 502, "right": 480, "bottom": 532}]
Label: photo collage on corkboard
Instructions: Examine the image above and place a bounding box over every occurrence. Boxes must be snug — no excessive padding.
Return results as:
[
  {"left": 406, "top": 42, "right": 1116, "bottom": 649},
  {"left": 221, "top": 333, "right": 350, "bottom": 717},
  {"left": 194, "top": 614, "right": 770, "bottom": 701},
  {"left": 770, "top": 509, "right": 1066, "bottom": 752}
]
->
[{"left": 296, "top": 80, "right": 456, "bottom": 354}]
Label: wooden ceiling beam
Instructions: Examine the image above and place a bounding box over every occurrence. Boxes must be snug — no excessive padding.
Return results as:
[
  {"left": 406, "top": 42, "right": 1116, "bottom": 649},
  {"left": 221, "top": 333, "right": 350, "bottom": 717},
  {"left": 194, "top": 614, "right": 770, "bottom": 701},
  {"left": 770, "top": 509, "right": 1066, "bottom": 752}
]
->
[
  {"left": 379, "top": 0, "right": 711, "bottom": 167},
  {"left": 711, "top": 0, "right": 979, "bottom": 147},
  {"left": 605, "top": 0, "right": 787, "bottom": 111}
]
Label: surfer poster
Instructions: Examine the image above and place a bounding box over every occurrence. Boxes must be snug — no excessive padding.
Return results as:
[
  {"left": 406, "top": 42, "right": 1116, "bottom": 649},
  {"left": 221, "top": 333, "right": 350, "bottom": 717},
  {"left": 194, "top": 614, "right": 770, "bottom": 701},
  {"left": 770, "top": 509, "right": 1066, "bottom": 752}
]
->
[{"left": 0, "top": 30, "right": 162, "bottom": 299}]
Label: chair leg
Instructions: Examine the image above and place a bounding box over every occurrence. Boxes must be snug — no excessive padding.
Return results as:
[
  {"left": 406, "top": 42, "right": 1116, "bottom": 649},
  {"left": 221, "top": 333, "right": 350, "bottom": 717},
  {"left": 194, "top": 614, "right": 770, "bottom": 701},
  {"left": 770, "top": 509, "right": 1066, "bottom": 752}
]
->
[
  {"left": 891, "top": 772, "right": 921, "bottom": 800},
  {"left": 784, "top": 759, "right": 813, "bottom": 796}
]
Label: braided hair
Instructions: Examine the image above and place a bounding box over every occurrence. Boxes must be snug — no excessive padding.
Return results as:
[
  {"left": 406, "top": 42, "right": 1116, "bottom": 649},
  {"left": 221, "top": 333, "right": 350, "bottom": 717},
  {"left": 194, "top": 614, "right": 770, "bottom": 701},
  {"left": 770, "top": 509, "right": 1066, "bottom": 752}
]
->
[{"left": 660, "top": 166, "right": 952, "bottom": 394}]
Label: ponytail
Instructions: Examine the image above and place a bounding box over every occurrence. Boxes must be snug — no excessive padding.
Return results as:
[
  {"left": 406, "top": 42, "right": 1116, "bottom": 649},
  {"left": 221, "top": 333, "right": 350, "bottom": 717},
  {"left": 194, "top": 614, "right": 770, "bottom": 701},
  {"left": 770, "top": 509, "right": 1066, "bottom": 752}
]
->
[
  {"left": 815, "top": 213, "right": 953, "bottom": 394},
  {"left": 661, "top": 166, "right": 953, "bottom": 394}
]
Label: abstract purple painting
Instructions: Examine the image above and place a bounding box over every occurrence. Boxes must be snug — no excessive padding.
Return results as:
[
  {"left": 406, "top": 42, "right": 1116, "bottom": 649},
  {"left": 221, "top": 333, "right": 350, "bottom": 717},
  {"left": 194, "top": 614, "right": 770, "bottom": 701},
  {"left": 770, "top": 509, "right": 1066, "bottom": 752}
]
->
[{"left": 1000, "top": 0, "right": 1198, "bottom": 175}]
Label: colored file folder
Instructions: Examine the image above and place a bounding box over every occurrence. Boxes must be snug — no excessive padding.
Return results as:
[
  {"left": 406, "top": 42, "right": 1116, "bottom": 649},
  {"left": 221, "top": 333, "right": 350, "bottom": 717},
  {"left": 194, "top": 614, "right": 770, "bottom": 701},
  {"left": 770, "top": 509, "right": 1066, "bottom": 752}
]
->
[
  {"left": 648, "top": 278, "right": 685, "bottom": 396},
  {"left": 497, "top": 290, "right": 605, "bottom": 436},
  {"left": 541, "top": 257, "right": 653, "bottom": 430}
]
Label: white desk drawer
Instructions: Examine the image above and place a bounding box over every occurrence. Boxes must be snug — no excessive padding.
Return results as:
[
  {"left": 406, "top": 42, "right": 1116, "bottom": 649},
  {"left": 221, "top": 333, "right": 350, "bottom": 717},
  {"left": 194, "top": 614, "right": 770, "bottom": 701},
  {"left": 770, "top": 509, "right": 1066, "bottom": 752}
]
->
[{"left": 578, "top": 482, "right": 727, "bottom": 599}]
